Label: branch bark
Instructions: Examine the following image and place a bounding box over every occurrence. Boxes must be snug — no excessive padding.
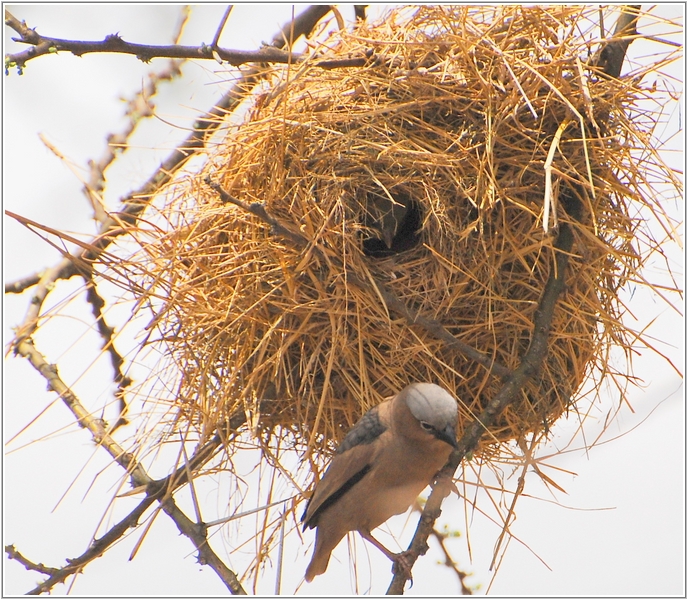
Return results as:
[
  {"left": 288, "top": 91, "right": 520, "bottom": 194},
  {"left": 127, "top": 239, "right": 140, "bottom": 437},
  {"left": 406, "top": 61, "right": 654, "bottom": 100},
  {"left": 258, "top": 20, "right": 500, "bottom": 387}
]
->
[
  {"left": 5, "top": 9, "right": 295, "bottom": 70},
  {"left": 5, "top": 6, "right": 360, "bottom": 74}
]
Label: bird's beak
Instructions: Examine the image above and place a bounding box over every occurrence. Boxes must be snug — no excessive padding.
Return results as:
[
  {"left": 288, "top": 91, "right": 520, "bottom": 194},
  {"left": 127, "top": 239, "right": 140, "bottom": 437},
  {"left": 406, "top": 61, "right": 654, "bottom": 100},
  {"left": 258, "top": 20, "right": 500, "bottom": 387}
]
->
[
  {"left": 382, "top": 229, "right": 395, "bottom": 249},
  {"left": 435, "top": 424, "right": 458, "bottom": 449}
]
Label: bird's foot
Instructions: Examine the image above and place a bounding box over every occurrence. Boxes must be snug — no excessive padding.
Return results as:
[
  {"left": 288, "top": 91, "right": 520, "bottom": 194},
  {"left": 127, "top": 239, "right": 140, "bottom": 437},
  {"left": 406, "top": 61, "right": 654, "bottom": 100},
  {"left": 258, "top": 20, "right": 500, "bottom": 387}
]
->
[{"left": 391, "top": 550, "right": 415, "bottom": 580}]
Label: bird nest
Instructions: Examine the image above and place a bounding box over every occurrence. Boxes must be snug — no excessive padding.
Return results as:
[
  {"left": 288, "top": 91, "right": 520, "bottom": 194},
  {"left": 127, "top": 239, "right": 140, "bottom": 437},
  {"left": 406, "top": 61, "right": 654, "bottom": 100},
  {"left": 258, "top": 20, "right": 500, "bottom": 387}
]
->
[{"left": 134, "top": 6, "right": 677, "bottom": 456}]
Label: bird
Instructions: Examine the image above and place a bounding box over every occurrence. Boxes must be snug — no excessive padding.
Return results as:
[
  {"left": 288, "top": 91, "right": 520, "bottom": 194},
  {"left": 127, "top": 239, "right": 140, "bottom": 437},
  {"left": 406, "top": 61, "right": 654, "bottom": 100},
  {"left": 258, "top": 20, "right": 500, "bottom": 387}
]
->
[
  {"left": 301, "top": 382, "right": 459, "bottom": 582},
  {"left": 365, "top": 190, "right": 411, "bottom": 249}
]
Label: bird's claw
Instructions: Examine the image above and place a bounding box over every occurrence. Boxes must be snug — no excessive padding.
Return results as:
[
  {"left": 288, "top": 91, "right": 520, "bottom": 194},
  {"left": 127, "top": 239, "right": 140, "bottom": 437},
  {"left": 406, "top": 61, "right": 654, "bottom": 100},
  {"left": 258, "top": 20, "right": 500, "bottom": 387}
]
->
[{"left": 391, "top": 550, "right": 414, "bottom": 580}]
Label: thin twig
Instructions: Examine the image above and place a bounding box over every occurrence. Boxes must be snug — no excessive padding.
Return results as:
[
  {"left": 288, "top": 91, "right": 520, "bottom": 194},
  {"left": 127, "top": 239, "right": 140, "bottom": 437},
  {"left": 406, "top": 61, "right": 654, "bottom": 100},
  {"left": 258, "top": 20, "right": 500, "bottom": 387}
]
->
[
  {"left": 78, "top": 9, "right": 191, "bottom": 424},
  {"left": 211, "top": 6, "right": 234, "bottom": 49},
  {"left": 7, "top": 409, "right": 246, "bottom": 594},
  {"left": 430, "top": 529, "right": 473, "bottom": 595},
  {"left": 84, "top": 9, "right": 189, "bottom": 225},
  {"left": 7, "top": 5, "right": 333, "bottom": 297},
  {"left": 6, "top": 7, "right": 371, "bottom": 75},
  {"left": 82, "top": 276, "right": 132, "bottom": 430},
  {"left": 23, "top": 496, "right": 157, "bottom": 595},
  {"left": 4, "top": 545, "right": 61, "bottom": 577},
  {"left": 5, "top": 6, "right": 337, "bottom": 73},
  {"left": 14, "top": 336, "right": 151, "bottom": 487},
  {"left": 4, "top": 13, "right": 297, "bottom": 70}
]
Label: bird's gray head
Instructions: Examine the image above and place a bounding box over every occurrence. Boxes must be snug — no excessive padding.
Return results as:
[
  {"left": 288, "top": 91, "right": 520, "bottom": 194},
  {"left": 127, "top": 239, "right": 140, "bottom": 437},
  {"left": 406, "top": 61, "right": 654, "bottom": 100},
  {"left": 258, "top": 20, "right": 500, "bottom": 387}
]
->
[{"left": 401, "top": 383, "right": 459, "bottom": 447}]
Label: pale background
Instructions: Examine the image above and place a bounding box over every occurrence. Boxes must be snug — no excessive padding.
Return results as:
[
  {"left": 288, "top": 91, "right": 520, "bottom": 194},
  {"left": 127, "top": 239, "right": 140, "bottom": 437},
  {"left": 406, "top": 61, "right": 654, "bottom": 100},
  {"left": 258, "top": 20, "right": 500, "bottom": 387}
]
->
[{"left": 4, "top": 4, "right": 684, "bottom": 596}]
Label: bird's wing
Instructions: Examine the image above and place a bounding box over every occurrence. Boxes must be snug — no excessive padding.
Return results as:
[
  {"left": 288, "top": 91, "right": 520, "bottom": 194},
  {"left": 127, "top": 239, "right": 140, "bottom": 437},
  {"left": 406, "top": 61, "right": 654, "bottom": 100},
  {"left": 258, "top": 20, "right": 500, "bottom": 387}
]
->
[
  {"left": 336, "top": 402, "right": 387, "bottom": 454},
  {"left": 302, "top": 401, "right": 390, "bottom": 529}
]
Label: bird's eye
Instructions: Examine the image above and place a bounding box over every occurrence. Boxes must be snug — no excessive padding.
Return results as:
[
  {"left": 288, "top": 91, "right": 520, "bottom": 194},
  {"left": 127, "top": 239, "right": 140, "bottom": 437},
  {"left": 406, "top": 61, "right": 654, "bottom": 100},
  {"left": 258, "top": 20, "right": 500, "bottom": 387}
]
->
[{"left": 419, "top": 421, "right": 434, "bottom": 432}]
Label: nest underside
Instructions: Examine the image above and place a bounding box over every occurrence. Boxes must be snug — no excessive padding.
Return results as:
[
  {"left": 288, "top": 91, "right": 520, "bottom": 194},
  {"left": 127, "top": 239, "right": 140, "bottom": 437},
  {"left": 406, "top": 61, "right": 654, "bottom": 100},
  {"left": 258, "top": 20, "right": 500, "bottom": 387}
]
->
[{"left": 132, "top": 5, "right": 672, "bottom": 457}]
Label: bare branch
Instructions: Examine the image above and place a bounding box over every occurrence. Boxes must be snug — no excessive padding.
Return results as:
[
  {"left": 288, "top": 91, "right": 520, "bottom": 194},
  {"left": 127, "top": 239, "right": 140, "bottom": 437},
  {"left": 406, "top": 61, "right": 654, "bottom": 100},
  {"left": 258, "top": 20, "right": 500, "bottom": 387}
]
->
[
  {"left": 269, "top": 5, "right": 332, "bottom": 48},
  {"left": 431, "top": 529, "right": 473, "bottom": 595},
  {"left": 5, "top": 271, "right": 43, "bottom": 293},
  {"left": 4, "top": 397, "right": 248, "bottom": 594},
  {"left": 4, "top": 10, "right": 298, "bottom": 71},
  {"left": 20, "top": 496, "right": 157, "bottom": 595},
  {"left": 82, "top": 277, "right": 132, "bottom": 430},
  {"left": 161, "top": 497, "right": 247, "bottom": 595},
  {"left": 211, "top": 6, "right": 234, "bottom": 49},
  {"left": 387, "top": 211, "right": 576, "bottom": 595},
  {"left": 4, "top": 545, "right": 61, "bottom": 578},
  {"left": 5, "top": 7, "right": 372, "bottom": 76},
  {"left": 7, "top": 6, "right": 335, "bottom": 297},
  {"left": 5, "top": 6, "right": 338, "bottom": 73},
  {"left": 593, "top": 5, "right": 641, "bottom": 78},
  {"left": 84, "top": 9, "right": 189, "bottom": 225},
  {"left": 15, "top": 336, "right": 152, "bottom": 486}
]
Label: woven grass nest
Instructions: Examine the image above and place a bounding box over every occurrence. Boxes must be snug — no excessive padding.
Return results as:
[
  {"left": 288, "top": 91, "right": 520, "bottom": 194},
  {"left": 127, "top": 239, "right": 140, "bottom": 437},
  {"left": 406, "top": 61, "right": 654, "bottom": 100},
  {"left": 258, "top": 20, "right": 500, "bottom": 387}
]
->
[{"left": 140, "top": 5, "right": 675, "bottom": 458}]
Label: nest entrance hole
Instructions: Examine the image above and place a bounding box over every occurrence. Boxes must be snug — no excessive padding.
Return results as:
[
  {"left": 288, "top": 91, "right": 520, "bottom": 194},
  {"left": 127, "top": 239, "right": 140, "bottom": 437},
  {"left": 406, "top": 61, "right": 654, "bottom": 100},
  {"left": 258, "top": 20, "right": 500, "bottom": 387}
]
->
[{"left": 362, "top": 193, "right": 423, "bottom": 258}]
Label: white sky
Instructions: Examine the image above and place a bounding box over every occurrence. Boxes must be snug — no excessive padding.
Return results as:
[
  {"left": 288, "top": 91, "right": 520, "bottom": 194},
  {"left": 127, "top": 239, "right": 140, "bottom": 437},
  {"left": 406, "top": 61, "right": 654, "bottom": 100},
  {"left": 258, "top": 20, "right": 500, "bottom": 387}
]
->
[{"left": 3, "top": 4, "right": 685, "bottom": 597}]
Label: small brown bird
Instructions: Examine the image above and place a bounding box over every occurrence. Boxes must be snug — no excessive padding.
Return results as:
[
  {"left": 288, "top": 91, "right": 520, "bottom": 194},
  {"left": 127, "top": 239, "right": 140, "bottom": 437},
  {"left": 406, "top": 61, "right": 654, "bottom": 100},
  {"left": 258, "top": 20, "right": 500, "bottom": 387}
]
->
[
  {"left": 301, "top": 383, "right": 459, "bottom": 582},
  {"left": 366, "top": 190, "right": 411, "bottom": 249}
]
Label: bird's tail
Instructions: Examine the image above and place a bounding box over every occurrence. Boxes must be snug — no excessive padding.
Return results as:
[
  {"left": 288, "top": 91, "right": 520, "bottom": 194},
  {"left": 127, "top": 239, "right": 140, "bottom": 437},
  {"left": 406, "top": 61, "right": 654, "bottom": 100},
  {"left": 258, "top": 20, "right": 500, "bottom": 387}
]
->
[
  {"left": 304, "top": 534, "right": 335, "bottom": 582},
  {"left": 304, "top": 551, "right": 329, "bottom": 582}
]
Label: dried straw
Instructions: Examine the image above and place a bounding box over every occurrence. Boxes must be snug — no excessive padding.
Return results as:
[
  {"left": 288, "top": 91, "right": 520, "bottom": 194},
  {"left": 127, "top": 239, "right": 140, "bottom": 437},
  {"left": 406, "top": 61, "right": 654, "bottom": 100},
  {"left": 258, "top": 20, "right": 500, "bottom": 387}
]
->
[{"left": 131, "top": 5, "right": 680, "bottom": 463}]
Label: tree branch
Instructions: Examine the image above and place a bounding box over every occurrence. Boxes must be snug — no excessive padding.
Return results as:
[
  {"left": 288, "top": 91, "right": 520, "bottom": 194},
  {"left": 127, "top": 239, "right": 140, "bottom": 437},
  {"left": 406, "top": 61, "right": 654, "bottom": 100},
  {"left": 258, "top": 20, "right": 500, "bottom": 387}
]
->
[
  {"left": 593, "top": 5, "right": 641, "bottom": 78},
  {"left": 14, "top": 335, "right": 152, "bottom": 487},
  {"left": 84, "top": 9, "right": 189, "bottom": 225},
  {"left": 5, "top": 271, "right": 43, "bottom": 293},
  {"left": 4, "top": 8, "right": 296, "bottom": 71},
  {"left": 161, "top": 497, "right": 247, "bottom": 595},
  {"left": 5, "top": 405, "right": 253, "bottom": 594},
  {"left": 83, "top": 276, "right": 132, "bottom": 430},
  {"left": 386, "top": 6, "right": 642, "bottom": 593},
  {"left": 5, "top": 6, "right": 353, "bottom": 74},
  {"left": 387, "top": 218, "right": 575, "bottom": 595},
  {"left": 431, "top": 528, "right": 473, "bottom": 595},
  {"left": 6, "top": 6, "right": 334, "bottom": 594},
  {"left": 7, "top": 6, "right": 334, "bottom": 296},
  {"left": 4, "top": 545, "right": 60, "bottom": 578},
  {"left": 21, "top": 495, "right": 157, "bottom": 595}
]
